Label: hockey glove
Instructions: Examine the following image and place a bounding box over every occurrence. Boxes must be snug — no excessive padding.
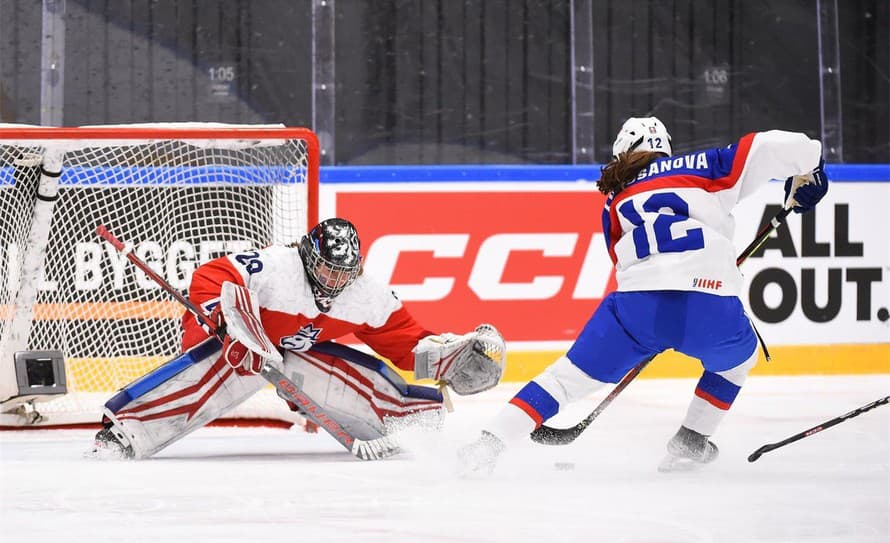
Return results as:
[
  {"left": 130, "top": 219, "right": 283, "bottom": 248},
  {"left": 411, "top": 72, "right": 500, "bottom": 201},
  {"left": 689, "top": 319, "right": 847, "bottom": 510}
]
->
[
  {"left": 222, "top": 335, "right": 263, "bottom": 374},
  {"left": 208, "top": 304, "right": 263, "bottom": 375},
  {"left": 413, "top": 324, "right": 506, "bottom": 395},
  {"left": 784, "top": 158, "right": 829, "bottom": 214}
]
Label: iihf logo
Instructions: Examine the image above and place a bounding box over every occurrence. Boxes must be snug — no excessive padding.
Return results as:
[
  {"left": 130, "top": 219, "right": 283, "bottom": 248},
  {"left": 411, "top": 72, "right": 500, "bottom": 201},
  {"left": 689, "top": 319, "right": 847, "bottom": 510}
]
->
[
  {"left": 692, "top": 277, "right": 723, "bottom": 290},
  {"left": 279, "top": 324, "right": 322, "bottom": 351}
]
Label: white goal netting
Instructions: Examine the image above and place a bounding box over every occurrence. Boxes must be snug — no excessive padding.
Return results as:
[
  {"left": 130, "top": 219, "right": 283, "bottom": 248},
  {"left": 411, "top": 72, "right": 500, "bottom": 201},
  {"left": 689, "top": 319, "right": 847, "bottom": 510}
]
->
[{"left": 0, "top": 124, "right": 318, "bottom": 427}]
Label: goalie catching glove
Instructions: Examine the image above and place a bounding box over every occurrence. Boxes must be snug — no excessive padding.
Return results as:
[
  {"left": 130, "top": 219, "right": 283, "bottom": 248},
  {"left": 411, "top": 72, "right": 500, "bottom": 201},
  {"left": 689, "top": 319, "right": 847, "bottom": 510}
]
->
[{"left": 413, "top": 324, "right": 506, "bottom": 395}]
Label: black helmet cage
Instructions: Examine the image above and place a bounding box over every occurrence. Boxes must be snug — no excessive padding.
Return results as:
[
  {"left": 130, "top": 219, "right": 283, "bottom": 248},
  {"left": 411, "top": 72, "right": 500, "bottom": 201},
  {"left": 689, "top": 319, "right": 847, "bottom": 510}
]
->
[{"left": 299, "top": 218, "right": 362, "bottom": 298}]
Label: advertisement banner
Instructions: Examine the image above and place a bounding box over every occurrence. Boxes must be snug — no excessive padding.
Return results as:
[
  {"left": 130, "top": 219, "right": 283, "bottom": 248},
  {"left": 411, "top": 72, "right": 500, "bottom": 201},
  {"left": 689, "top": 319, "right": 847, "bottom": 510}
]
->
[
  {"left": 733, "top": 183, "right": 890, "bottom": 346},
  {"left": 330, "top": 181, "right": 889, "bottom": 346},
  {"left": 325, "top": 167, "right": 889, "bottom": 377},
  {"left": 334, "top": 185, "right": 614, "bottom": 344}
]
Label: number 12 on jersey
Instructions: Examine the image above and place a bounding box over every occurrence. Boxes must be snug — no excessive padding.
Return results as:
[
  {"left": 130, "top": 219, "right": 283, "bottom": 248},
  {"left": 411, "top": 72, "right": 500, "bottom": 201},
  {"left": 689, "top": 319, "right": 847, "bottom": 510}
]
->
[{"left": 617, "top": 192, "right": 704, "bottom": 258}]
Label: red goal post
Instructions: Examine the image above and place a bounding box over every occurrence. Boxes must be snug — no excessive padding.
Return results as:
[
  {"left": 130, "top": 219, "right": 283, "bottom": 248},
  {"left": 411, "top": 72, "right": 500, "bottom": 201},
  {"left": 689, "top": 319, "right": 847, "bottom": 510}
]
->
[{"left": 0, "top": 123, "right": 319, "bottom": 428}]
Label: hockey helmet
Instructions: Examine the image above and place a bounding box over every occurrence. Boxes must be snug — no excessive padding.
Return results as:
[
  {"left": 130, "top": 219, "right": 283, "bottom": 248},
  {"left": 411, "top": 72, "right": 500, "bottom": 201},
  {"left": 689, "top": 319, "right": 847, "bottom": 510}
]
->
[
  {"left": 611, "top": 116, "right": 672, "bottom": 159},
  {"left": 298, "top": 218, "right": 363, "bottom": 301}
]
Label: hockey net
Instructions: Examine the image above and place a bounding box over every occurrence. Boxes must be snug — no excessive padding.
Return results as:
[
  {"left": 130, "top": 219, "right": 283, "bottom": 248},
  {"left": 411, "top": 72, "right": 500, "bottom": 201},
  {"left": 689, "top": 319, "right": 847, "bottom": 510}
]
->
[{"left": 0, "top": 123, "right": 318, "bottom": 428}]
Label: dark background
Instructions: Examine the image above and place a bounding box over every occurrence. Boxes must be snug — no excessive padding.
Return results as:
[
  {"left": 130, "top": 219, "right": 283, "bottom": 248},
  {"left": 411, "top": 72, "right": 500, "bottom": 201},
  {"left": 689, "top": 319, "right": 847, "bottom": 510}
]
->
[{"left": 1, "top": 0, "right": 887, "bottom": 164}]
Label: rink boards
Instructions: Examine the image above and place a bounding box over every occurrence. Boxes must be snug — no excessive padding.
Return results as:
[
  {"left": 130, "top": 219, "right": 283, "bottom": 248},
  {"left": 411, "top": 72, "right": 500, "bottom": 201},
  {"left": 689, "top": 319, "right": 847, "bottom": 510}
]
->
[{"left": 321, "top": 164, "right": 890, "bottom": 378}]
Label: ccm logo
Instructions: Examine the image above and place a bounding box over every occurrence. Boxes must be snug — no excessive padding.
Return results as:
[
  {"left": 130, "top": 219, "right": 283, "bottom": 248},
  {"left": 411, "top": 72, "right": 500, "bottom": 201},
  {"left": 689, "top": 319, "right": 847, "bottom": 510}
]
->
[{"left": 364, "top": 233, "right": 612, "bottom": 302}]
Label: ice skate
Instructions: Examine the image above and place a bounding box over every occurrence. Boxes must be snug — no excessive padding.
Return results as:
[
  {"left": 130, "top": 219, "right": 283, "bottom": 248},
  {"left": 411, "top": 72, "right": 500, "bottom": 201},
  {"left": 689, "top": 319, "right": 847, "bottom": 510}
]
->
[
  {"left": 658, "top": 426, "right": 719, "bottom": 472},
  {"left": 87, "top": 425, "right": 135, "bottom": 460},
  {"left": 457, "top": 430, "right": 505, "bottom": 477}
]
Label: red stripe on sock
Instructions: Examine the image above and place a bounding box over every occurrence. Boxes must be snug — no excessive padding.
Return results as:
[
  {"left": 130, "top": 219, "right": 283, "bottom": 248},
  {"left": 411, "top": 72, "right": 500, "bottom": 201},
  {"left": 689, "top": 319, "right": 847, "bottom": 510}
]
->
[
  {"left": 509, "top": 397, "right": 544, "bottom": 428},
  {"left": 695, "top": 388, "right": 732, "bottom": 410}
]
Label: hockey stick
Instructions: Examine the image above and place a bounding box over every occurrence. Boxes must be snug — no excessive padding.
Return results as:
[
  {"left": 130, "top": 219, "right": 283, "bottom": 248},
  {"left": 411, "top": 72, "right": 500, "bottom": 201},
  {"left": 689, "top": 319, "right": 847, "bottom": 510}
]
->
[
  {"left": 736, "top": 207, "right": 791, "bottom": 267},
  {"left": 96, "top": 225, "right": 398, "bottom": 460},
  {"left": 530, "top": 207, "right": 792, "bottom": 446},
  {"left": 529, "top": 355, "right": 655, "bottom": 445},
  {"left": 747, "top": 395, "right": 890, "bottom": 462}
]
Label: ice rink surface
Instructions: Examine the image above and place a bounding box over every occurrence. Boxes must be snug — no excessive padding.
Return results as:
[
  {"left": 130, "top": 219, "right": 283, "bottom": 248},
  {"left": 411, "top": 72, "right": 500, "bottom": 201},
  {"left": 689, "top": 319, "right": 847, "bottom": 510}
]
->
[{"left": 2, "top": 375, "right": 888, "bottom": 543}]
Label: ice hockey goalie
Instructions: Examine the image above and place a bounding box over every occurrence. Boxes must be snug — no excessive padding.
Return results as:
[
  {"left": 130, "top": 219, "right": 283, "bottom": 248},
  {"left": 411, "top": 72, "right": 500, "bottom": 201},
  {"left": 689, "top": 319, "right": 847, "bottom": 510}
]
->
[{"left": 92, "top": 218, "right": 506, "bottom": 459}]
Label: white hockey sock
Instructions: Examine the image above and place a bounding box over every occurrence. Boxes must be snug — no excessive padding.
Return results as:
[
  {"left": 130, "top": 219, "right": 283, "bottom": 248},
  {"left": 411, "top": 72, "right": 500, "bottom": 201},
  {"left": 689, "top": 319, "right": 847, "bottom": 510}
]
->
[
  {"left": 484, "top": 403, "right": 540, "bottom": 444},
  {"left": 485, "top": 356, "right": 608, "bottom": 445},
  {"left": 681, "top": 352, "right": 757, "bottom": 436},
  {"left": 682, "top": 396, "right": 727, "bottom": 437},
  {"left": 535, "top": 355, "right": 609, "bottom": 405}
]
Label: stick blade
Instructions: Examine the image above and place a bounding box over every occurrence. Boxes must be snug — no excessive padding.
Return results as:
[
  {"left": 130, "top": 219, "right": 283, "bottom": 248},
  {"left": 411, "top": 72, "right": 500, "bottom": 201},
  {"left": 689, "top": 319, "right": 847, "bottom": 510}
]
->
[
  {"left": 351, "top": 435, "right": 400, "bottom": 461},
  {"left": 529, "top": 425, "right": 580, "bottom": 446},
  {"left": 747, "top": 444, "right": 772, "bottom": 463}
]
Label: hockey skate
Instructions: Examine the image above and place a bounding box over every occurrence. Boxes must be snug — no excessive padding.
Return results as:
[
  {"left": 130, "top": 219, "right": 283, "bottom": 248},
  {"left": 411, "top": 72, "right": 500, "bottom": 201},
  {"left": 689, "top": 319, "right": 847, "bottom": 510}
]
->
[
  {"left": 657, "top": 426, "right": 719, "bottom": 473},
  {"left": 87, "top": 425, "right": 135, "bottom": 460},
  {"left": 457, "top": 430, "right": 505, "bottom": 477}
]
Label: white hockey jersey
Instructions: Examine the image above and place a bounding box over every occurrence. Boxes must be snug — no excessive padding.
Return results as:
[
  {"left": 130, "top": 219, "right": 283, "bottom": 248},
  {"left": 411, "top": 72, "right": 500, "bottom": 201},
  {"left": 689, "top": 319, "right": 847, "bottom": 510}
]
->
[
  {"left": 183, "top": 245, "right": 434, "bottom": 370},
  {"left": 603, "top": 130, "right": 822, "bottom": 296}
]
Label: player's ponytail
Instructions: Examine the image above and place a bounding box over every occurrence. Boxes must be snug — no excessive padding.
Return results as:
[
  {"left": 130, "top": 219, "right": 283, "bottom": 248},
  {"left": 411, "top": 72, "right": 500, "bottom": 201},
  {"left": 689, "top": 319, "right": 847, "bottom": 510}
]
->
[{"left": 597, "top": 151, "right": 662, "bottom": 195}]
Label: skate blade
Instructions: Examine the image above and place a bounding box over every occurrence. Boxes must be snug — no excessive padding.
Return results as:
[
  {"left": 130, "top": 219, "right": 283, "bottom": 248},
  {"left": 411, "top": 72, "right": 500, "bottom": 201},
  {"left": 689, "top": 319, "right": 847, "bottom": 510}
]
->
[{"left": 657, "top": 453, "right": 706, "bottom": 473}]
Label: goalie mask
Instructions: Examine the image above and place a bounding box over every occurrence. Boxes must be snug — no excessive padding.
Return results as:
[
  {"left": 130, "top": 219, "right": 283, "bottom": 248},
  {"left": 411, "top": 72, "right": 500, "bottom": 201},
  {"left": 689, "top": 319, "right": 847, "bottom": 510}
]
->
[
  {"left": 299, "top": 218, "right": 362, "bottom": 311},
  {"left": 611, "top": 116, "right": 672, "bottom": 159}
]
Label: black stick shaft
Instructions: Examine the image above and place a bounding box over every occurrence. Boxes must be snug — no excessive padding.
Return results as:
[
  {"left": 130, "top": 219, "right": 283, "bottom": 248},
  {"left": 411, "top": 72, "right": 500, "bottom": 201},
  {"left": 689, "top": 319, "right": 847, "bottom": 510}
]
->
[
  {"left": 737, "top": 207, "right": 791, "bottom": 267},
  {"left": 747, "top": 396, "right": 889, "bottom": 462}
]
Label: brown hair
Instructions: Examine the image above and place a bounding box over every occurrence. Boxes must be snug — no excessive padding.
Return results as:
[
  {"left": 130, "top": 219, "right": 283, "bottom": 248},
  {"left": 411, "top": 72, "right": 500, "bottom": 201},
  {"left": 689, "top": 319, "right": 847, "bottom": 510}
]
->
[{"left": 597, "top": 151, "right": 664, "bottom": 195}]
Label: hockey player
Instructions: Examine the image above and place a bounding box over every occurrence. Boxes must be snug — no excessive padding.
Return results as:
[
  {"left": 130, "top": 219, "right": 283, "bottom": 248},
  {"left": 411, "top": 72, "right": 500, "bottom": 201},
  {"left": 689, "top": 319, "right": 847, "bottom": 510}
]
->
[
  {"left": 93, "top": 217, "right": 505, "bottom": 460},
  {"left": 459, "top": 116, "right": 829, "bottom": 473}
]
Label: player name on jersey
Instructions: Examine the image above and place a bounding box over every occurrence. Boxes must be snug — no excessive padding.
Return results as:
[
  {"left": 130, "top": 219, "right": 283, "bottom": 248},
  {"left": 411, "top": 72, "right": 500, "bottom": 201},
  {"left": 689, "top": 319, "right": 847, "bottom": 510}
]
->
[{"left": 630, "top": 152, "right": 710, "bottom": 183}]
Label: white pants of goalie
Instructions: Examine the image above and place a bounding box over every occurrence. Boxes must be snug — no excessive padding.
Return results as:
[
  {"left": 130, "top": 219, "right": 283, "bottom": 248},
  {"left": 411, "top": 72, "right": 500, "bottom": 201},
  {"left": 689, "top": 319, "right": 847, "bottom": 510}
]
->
[{"left": 99, "top": 338, "right": 444, "bottom": 459}]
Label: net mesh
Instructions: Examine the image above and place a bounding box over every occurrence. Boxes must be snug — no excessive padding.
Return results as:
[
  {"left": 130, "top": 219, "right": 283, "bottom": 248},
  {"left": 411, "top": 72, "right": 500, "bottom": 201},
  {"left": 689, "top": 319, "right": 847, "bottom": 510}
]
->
[{"left": 0, "top": 126, "right": 316, "bottom": 426}]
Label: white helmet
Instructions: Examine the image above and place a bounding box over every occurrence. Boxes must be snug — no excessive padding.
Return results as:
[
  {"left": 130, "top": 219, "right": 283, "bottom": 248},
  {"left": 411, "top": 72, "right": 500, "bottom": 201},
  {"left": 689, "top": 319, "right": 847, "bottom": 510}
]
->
[{"left": 611, "top": 116, "right": 672, "bottom": 158}]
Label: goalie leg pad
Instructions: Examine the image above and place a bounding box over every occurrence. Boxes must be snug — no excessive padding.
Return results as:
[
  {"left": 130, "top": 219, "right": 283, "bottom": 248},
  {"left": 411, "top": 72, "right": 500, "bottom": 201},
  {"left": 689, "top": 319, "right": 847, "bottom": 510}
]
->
[
  {"left": 95, "top": 337, "right": 267, "bottom": 459},
  {"left": 286, "top": 342, "right": 445, "bottom": 443}
]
